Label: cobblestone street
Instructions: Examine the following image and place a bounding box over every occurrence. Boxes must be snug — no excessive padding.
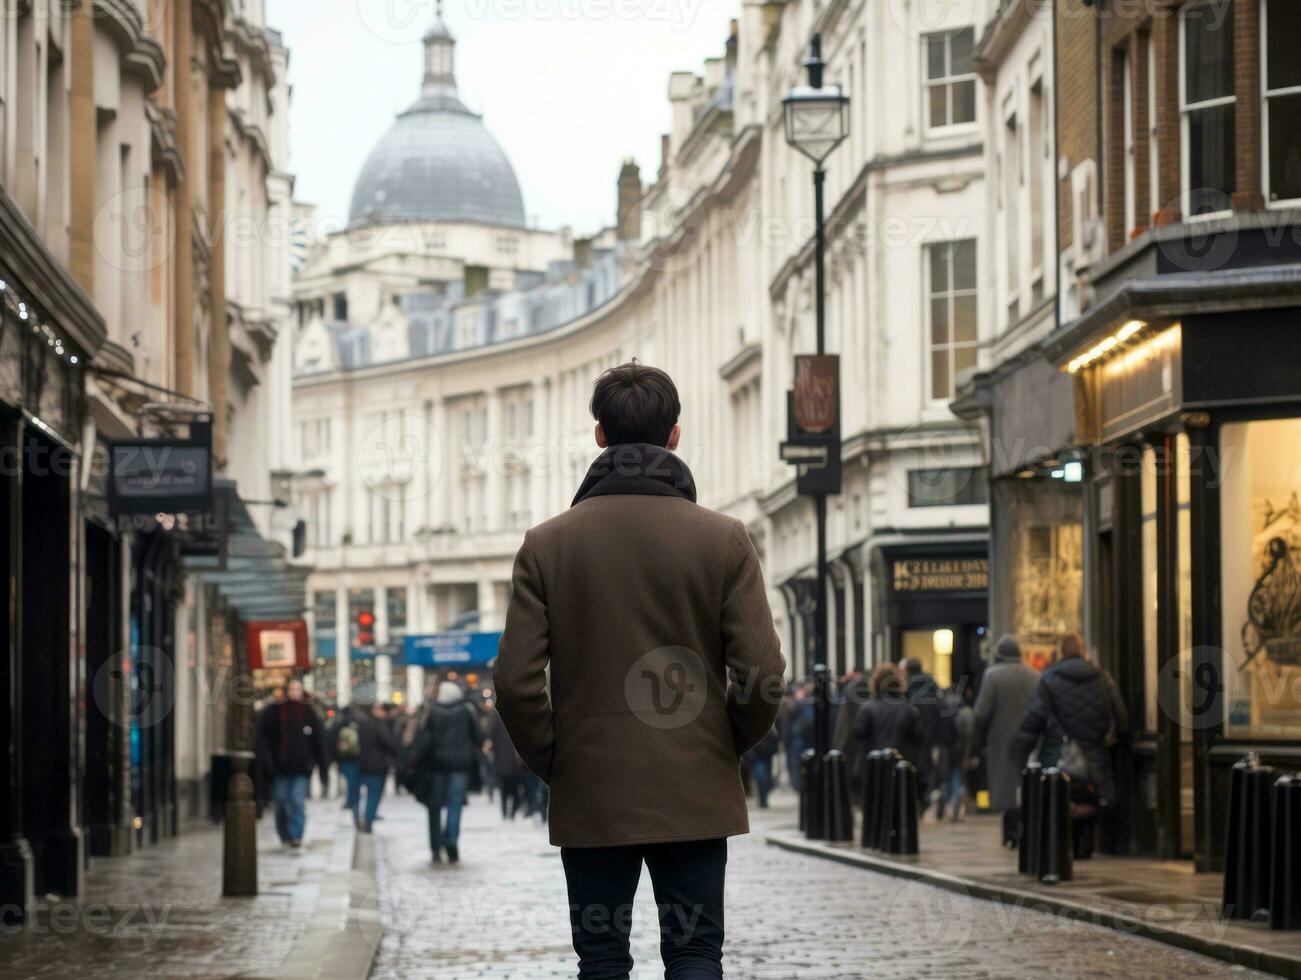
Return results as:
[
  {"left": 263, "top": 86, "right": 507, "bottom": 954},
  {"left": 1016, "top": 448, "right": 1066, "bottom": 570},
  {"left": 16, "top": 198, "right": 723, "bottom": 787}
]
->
[{"left": 367, "top": 792, "right": 1264, "bottom": 980}]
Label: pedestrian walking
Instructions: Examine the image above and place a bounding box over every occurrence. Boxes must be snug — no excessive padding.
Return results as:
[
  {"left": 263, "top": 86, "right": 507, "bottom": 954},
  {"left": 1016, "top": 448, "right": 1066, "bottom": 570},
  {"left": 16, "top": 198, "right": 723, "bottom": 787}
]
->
[
  {"left": 488, "top": 706, "right": 527, "bottom": 819},
  {"left": 254, "top": 678, "right": 329, "bottom": 848},
  {"left": 903, "top": 657, "right": 953, "bottom": 816},
  {"left": 744, "top": 726, "right": 781, "bottom": 809},
  {"left": 1012, "top": 632, "right": 1128, "bottom": 857},
  {"left": 780, "top": 682, "right": 814, "bottom": 791},
  {"left": 974, "top": 633, "right": 1040, "bottom": 846},
  {"left": 327, "top": 703, "right": 365, "bottom": 815},
  {"left": 415, "top": 680, "right": 484, "bottom": 864},
  {"left": 936, "top": 684, "right": 974, "bottom": 822},
  {"left": 495, "top": 362, "right": 785, "bottom": 980},
  {"left": 833, "top": 671, "right": 871, "bottom": 798},
  {"left": 852, "top": 665, "right": 921, "bottom": 782},
  {"left": 353, "top": 699, "right": 399, "bottom": 833}
]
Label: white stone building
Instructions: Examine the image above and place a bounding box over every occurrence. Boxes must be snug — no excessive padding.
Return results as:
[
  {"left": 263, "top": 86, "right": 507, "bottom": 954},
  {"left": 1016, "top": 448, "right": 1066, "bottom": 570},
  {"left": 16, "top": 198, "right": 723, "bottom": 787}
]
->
[{"left": 292, "top": 0, "right": 1001, "bottom": 706}]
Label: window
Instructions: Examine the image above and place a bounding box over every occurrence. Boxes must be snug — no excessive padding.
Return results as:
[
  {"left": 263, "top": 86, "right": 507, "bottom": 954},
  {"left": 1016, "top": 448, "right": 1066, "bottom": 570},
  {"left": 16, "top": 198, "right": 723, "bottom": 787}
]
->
[
  {"left": 1264, "top": 0, "right": 1301, "bottom": 204},
  {"left": 1181, "top": 0, "right": 1236, "bottom": 216},
  {"left": 925, "top": 29, "right": 976, "bottom": 130},
  {"left": 925, "top": 240, "right": 978, "bottom": 401},
  {"left": 1004, "top": 111, "right": 1020, "bottom": 323},
  {"left": 907, "top": 467, "right": 989, "bottom": 507},
  {"left": 1149, "top": 33, "right": 1160, "bottom": 221},
  {"left": 387, "top": 587, "right": 408, "bottom": 631},
  {"left": 1123, "top": 49, "right": 1137, "bottom": 238},
  {"left": 1029, "top": 77, "right": 1046, "bottom": 283},
  {"left": 332, "top": 292, "right": 348, "bottom": 322},
  {"left": 313, "top": 591, "right": 336, "bottom": 630}
]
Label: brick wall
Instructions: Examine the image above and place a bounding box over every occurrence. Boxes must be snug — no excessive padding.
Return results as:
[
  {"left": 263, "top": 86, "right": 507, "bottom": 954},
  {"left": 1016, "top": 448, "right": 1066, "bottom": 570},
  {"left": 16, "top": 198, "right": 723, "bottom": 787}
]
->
[{"left": 1055, "top": 0, "right": 1099, "bottom": 256}]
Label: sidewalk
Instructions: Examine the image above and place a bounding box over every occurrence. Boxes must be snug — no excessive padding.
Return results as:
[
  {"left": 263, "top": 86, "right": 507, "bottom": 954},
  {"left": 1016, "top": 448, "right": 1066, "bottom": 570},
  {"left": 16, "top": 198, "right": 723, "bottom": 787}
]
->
[
  {"left": 0, "top": 799, "right": 378, "bottom": 980},
  {"left": 767, "top": 806, "right": 1301, "bottom": 979}
]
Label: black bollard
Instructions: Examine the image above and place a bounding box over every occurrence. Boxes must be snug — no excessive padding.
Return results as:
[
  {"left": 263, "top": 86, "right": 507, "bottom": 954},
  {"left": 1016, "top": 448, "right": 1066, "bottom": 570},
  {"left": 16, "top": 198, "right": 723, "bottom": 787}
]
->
[
  {"left": 1019, "top": 762, "right": 1043, "bottom": 878},
  {"left": 222, "top": 751, "right": 258, "bottom": 897},
  {"left": 861, "top": 749, "right": 884, "bottom": 848},
  {"left": 1270, "top": 773, "right": 1301, "bottom": 930},
  {"left": 798, "top": 748, "right": 815, "bottom": 834},
  {"left": 803, "top": 748, "right": 826, "bottom": 841},
  {"left": 874, "top": 749, "right": 902, "bottom": 851},
  {"left": 884, "top": 759, "right": 920, "bottom": 855},
  {"left": 1223, "top": 752, "right": 1276, "bottom": 922},
  {"left": 1038, "top": 767, "right": 1073, "bottom": 884},
  {"left": 823, "top": 750, "right": 854, "bottom": 842}
]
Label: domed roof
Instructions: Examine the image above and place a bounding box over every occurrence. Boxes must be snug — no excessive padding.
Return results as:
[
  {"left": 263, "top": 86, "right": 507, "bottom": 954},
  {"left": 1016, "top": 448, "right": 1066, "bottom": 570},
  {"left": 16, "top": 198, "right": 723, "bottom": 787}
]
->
[{"left": 348, "top": 11, "right": 526, "bottom": 229}]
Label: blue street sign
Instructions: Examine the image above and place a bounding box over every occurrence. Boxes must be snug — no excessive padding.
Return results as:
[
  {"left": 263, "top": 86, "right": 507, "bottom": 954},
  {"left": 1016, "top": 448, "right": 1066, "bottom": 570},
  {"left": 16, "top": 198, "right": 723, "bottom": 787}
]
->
[{"left": 403, "top": 631, "right": 502, "bottom": 669}]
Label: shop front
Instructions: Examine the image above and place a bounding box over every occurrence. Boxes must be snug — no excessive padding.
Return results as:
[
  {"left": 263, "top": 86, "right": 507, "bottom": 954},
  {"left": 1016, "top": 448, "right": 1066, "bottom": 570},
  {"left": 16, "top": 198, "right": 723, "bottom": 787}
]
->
[
  {"left": 1047, "top": 225, "right": 1301, "bottom": 869},
  {"left": 868, "top": 539, "right": 991, "bottom": 691},
  {"left": 0, "top": 200, "right": 106, "bottom": 915}
]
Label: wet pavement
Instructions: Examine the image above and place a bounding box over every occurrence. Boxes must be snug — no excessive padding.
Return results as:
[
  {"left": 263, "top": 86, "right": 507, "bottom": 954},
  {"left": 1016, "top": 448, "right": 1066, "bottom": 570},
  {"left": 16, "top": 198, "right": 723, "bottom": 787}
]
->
[{"left": 367, "top": 789, "right": 1265, "bottom": 979}]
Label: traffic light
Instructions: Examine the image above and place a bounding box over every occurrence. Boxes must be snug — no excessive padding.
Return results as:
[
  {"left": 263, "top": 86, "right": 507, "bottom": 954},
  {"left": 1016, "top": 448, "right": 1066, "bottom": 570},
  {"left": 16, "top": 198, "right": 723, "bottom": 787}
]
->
[{"left": 355, "top": 609, "right": 376, "bottom": 648}]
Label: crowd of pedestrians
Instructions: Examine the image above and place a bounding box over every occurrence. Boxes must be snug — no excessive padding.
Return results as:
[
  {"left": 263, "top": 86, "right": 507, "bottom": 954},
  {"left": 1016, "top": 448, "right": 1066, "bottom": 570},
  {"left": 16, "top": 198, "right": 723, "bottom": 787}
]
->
[{"left": 750, "top": 631, "right": 1128, "bottom": 856}]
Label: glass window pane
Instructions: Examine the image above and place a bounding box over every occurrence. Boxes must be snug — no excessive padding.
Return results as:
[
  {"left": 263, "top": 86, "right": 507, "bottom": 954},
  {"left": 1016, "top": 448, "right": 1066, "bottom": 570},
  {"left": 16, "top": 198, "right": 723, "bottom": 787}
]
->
[
  {"left": 950, "top": 28, "right": 974, "bottom": 76},
  {"left": 1269, "top": 93, "right": 1301, "bottom": 202},
  {"left": 927, "top": 35, "right": 946, "bottom": 81},
  {"left": 954, "top": 240, "right": 977, "bottom": 290},
  {"left": 1184, "top": 0, "right": 1235, "bottom": 104},
  {"left": 953, "top": 80, "right": 977, "bottom": 125},
  {"left": 931, "top": 350, "right": 951, "bottom": 400},
  {"left": 929, "top": 244, "right": 950, "bottom": 294},
  {"left": 929, "top": 84, "right": 948, "bottom": 128},
  {"left": 954, "top": 295, "right": 977, "bottom": 343},
  {"left": 955, "top": 344, "right": 978, "bottom": 374},
  {"left": 931, "top": 298, "right": 950, "bottom": 345},
  {"left": 1189, "top": 103, "right": 1236, "bottom": 213},
  {"left": 1267, "top": 0, "right": 1301, "bottom": 90},
  {"left": 1141, "top": 445, "right": 1159, "bottom": 733}
]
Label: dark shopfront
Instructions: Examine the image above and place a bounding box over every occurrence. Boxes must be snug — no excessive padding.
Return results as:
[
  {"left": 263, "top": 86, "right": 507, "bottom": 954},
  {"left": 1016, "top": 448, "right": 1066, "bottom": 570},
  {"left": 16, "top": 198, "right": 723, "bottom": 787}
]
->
[
  {"left": 1048, "top": 230, "right": 1301, "bottom": 870},
  {"left": 0, "top": 233, "right": 105, "bottom": 915},
  {"left": 868, "top": 538, "right": 991, "bottom": 691}
]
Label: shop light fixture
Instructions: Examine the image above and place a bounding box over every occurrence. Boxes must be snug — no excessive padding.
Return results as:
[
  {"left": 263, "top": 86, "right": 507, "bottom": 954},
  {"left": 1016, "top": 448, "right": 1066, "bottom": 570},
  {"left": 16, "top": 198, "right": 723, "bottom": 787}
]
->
[{"left": 1067, "top": 319, "right": 1147, "bottom": 373}]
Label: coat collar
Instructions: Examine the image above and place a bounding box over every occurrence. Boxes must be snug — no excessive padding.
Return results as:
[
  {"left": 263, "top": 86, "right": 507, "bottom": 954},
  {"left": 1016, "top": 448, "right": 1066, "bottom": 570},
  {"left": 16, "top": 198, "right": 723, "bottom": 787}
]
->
[{"left": 571, "top": 444, "right": 697, "bottom": 507}]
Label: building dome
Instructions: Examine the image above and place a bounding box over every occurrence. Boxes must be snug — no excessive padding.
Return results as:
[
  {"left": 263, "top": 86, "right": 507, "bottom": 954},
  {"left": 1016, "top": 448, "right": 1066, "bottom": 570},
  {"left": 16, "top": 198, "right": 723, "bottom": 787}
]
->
[{"left": 348, "top": 9, "right": 526, "bottom": 229}]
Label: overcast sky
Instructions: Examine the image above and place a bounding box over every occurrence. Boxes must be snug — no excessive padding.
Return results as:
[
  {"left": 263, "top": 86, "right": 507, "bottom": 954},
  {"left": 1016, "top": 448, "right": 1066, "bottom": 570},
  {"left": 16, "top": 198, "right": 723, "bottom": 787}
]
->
[{"left": 266, "top": 0, "right": 742, "bottom": 237}]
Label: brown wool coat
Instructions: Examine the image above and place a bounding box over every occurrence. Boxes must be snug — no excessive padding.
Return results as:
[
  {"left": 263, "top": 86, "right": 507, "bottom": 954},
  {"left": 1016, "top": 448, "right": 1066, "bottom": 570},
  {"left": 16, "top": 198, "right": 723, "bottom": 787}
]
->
[{"left": 494, "top": 494, "right": 786, "bottom": 848}]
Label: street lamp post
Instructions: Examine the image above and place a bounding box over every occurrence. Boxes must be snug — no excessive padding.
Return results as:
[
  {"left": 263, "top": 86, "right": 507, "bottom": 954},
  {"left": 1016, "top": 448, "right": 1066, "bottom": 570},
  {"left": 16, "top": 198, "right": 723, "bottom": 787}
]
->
[{"left": 783, "top": 34, "right": 849, "bottom": 839}]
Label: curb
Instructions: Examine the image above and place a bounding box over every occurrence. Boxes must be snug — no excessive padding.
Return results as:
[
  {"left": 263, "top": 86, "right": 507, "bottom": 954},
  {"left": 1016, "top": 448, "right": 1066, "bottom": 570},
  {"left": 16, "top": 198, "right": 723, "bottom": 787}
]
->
[
  {"left": 281, "top": 811, "right": 379, "bottom": 980},
  {"left": 766, "top": 831, "right": 1301, "bottom": 980}
]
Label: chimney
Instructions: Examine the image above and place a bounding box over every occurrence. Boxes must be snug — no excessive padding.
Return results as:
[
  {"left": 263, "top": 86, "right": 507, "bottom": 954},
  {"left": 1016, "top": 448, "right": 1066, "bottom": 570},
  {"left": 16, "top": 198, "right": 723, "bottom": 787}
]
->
[{"left": 616, "top": 159, "right": 642, "bottom": 241}]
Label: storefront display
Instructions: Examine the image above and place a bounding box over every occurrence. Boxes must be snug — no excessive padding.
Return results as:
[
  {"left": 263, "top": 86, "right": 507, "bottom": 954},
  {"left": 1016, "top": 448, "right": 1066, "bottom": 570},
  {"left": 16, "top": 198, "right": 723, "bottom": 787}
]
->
[{"left": 1220, "top": 418, "right": 1301, "bottom": 740}]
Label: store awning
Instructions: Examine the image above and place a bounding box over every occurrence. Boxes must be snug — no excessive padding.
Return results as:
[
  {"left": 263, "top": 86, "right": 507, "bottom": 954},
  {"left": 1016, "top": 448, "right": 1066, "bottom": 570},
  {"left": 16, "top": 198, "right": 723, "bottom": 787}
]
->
[{"left": 184, "top": 479, "right": 310, "bottom": 621}]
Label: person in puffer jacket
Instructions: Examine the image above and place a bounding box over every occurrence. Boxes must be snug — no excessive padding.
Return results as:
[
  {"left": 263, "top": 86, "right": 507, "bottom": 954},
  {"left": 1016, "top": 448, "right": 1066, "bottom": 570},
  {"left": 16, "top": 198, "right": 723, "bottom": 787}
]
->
[{"left": 1012, "top": 633, "right": 1128, "bottom": 807}]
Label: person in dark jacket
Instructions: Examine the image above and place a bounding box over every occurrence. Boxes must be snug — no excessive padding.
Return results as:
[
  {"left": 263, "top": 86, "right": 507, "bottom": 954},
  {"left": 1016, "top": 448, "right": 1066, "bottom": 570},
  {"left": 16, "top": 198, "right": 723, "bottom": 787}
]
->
[
  {"left": 488, "top": 706, "right": 526, "bottom": 820},
  {"left": 354, "top": 699, "right": 399, "bottom": 833},
  {"left": 852, "top": 665, "right": 921, "bottom": 784},
  {"left": 743, "top": 726, "right": 781, "bottom": 808},
  {"left": 974, "top": 634, "right": 1040, "bottom": 845},
  {"left": 418, "top": 681, "right": 484, "bottom": 863},
  {"left": 254, "top": 678, "right": 329, "bottom": 847},
  {"left": 1012, "top": 633, "right": 1128, "bottom": 855},
  {"left": 833, "top": 672, "right": 872, "bottom": 798},
  {"left": 327, "top": 703, "right": 366, "bottom": 816},
  {"left": 904, "top": 658, "right": 953, "bottom": 814}
]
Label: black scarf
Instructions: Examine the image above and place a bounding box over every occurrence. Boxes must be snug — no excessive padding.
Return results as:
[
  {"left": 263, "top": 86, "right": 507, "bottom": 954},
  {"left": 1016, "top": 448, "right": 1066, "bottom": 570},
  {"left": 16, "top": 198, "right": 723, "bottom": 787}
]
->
[{"left": 571, "top": 443, "right": 697, "bottom": 507}]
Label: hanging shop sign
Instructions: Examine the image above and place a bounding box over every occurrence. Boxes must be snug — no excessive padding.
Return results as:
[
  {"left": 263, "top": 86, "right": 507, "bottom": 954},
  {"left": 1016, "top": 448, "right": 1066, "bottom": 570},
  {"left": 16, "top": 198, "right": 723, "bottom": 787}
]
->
[
  {"left": 110, "top": 434, "right": 213, "bottom": 515},
  {"left": 246, "top": 620, "right": 310, "bottom": 671},
  {"left": 403, "top": 631, "right": 502, "bottom": 669},
  {"left": 781, "top": 354, "right": 842, "bottom": 496}
]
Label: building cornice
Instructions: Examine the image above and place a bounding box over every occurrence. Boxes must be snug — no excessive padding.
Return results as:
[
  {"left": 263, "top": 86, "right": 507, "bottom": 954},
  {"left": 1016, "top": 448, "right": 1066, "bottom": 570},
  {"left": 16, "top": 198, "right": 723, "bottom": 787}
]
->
[
  {"left": 768, "top": 141, "right": 984, "bottom": 299},
  {"left": 147, "top": 103, "right": 186, "bottom": 184},
  {"left": 0, "top": 185, "right": 106, "bottom": 359},
  {"left": 973, "top": 0, "right": 1041, "bottom": 81},
  {"left": 93, "top": 0, "right": 167, "bottom": 92}
]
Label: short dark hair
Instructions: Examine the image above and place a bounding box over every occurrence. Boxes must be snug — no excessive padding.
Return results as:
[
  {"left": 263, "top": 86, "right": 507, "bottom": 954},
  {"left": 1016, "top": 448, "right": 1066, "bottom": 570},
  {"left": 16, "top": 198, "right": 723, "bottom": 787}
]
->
[{"left": 589, "top": 361, "right": 680, "bottom": 447}]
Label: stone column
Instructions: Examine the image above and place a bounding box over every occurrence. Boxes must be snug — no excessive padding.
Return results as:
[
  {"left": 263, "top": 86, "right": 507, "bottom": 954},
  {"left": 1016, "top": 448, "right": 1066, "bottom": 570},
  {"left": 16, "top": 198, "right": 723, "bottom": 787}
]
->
[
  {"left": 374, "top": 585, "right": 391, "bottom": 703},
  {"left": 429, "top": 399, "right": 448, "bottom": 530},
  {"left": 68, "top": 0, "right": 95, "bottom": 295},
  {"left": 208, "top": 82, "right": 230, "bottom": 464},
  {"left": 173, "top": 0, "right": 197, "bottom": 394},
  {"left": 484, "top": 390, "right": 503, "bottom": 532},
  {"left": 477, "top": 578, "right": 500, "bottom": 633},
  {"left": 335, "top": 584, "right": 351, "bottom": 707},
  {"left": 529, "top": 379, "right": 547, "bottom": 525}
]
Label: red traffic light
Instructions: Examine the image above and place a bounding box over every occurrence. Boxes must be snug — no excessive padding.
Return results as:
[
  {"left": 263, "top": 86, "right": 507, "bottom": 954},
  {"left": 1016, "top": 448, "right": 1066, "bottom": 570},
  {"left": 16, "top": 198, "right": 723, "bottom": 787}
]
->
[{"left": 357, "top": 611, "right": 375, "bottom": 628}]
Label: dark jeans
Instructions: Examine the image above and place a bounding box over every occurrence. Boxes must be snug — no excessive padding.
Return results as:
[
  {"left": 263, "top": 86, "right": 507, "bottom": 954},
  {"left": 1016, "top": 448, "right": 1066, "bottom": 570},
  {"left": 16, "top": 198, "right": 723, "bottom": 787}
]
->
[
  {"left": 750, "top": 758, "right": 774, "bottom": 808},
  {"left": 561, "top": 837, "right": 727, "bottom": 980}
]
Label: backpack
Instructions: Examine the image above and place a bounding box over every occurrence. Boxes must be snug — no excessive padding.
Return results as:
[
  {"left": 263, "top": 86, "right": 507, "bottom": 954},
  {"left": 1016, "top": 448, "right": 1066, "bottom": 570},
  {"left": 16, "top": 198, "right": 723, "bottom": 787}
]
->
[{"left": 336, "top": 721, "right": 360, "bottom": 760}]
